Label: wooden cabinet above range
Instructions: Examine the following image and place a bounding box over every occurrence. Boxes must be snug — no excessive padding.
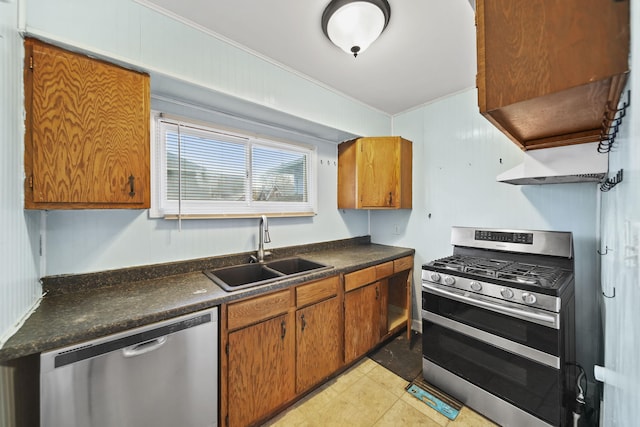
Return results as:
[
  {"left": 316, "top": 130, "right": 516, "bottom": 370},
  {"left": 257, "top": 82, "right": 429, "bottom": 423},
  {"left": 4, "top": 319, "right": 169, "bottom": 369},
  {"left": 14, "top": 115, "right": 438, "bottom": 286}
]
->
[
  {"left": 338, "top": 136, "right": 412, "bottom": 209},
  {"left": 476, "top": 0, "right": 630, "bottom": 150},
  {"left": 24, "top": 38, "right": 150, "bottom": 209}
]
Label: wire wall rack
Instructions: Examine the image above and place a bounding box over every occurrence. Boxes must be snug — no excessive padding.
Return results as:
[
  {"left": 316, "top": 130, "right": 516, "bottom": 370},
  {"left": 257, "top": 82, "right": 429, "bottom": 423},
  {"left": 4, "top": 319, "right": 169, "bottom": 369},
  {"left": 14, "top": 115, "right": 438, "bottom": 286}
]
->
[
  {"left": 598, "top": 90, "right": 631, "bottom": 153},
  {"left": 600, "top": 169, "right": 623, "bottom": 192}
]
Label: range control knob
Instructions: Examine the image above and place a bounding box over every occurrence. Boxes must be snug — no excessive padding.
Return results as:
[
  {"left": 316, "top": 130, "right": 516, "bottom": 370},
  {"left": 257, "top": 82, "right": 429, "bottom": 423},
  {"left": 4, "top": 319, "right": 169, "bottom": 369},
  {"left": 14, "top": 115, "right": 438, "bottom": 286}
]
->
[
  {"left": 430, "top": 272, "right": 441, "bottom": 282},
  {"left": 522, "top": 292, "right": 537, "bottom": 305},
  {"left": 443, "top": 276, "right": 456, "bottom": 286},
  {"left": 470, "top": 281, "right": 482, "bottom": 291},
  {"left": 500, "top": 288, "right": 514, "bottom": 299}
]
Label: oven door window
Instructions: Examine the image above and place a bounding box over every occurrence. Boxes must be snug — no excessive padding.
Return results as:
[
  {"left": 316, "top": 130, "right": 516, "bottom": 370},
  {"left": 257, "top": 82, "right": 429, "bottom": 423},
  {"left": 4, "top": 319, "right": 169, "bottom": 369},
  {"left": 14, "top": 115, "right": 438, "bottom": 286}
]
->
[
  {"left": 423, "top": 320, "right": 562, "bottom": 426},
  {"left": 423, "top": 292, "right": 558, "bottom": 356}
]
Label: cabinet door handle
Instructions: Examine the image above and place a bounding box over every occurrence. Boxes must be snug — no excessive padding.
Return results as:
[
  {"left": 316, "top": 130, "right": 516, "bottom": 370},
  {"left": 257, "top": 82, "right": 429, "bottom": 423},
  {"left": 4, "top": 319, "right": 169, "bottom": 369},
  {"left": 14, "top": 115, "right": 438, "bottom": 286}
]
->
[
  {"left": 388, "top": 192, "right": 393, "bottom": 205},
  {"left": 281, "top": 319, "right": 286, "bottom": 339},
  {"left": 376, "top": 286, "right": 379, "bottom": 300},
  {"left": 128, "top": 175, "right": 136, "bottom": 197},
  {"left": 301, "top": 314, "right": 306, "bottom": 332}
]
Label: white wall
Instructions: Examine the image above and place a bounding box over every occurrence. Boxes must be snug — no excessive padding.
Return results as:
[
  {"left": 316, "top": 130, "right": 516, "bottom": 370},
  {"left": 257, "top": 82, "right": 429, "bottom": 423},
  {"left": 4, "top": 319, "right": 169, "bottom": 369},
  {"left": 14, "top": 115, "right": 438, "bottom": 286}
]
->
[
  {"left": 9, "top": 0, "right": 637, "bottom": 424},
  {"left": 598, "top": 2, "right": 640, "bottom": 424},
  {"left": 14, "top": 0, "right": 390, "bottom": 276},
  {"left": 0, "top": 0, "right": 42, "bottom": 345},
  {"left": 23, "top": 0, "right": 390, "bottom": 138},
  {"left": 5, "top": 0, "right": 637, "bottom": 423},
  {"left": 373, "top": 88, "right": 601, "bottom": 395},
  {"left": 43, "top": 138, "right": 369, "bottom": 275}
]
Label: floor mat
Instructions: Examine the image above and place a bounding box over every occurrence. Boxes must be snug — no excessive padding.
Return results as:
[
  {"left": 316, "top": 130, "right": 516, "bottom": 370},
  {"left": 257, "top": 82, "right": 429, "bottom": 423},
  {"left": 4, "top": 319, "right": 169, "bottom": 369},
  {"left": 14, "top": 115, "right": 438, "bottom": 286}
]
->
[
  {"left": 368, "top": 330, "right": 422, "bottom": 382},
  {"left": 405, "top": 376, "right": 462, "bottom": 420}
]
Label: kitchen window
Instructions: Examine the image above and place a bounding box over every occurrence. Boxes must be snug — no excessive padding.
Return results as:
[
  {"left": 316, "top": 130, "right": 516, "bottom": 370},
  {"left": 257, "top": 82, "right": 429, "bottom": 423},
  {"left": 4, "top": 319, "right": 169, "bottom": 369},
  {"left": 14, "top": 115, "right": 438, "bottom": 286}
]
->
[{"left": 151, "top": 113, "right": 317, "bottom": 218}]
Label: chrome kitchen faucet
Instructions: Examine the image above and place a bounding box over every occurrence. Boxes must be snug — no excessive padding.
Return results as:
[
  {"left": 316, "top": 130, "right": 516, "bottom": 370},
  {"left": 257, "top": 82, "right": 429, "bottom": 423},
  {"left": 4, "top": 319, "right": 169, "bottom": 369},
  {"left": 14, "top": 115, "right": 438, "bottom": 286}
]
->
[{"left": 253, "top": 215, "right": 271, "bottom": 263}]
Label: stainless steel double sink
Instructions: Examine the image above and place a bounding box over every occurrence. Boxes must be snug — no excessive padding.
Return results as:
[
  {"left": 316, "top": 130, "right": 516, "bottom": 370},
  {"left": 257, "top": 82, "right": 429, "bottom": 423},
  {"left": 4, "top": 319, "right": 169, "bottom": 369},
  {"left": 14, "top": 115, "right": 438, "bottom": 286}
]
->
[{"left": 204, "top": 257, "right": 332, "bottom": 292}]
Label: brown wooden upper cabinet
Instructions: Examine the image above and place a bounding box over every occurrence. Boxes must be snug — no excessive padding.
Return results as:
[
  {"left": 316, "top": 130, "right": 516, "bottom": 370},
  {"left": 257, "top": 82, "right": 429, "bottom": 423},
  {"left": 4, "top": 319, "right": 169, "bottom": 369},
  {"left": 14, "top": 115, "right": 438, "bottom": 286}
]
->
[
  {"left": 337, "top": 136, "right": 412, "bottom": 209},
  {"left": 476, "top": 0, "right": 630, "bottom": 150},
  {"left": 24, "top": 38, "right": 151, "bottom": 209}
]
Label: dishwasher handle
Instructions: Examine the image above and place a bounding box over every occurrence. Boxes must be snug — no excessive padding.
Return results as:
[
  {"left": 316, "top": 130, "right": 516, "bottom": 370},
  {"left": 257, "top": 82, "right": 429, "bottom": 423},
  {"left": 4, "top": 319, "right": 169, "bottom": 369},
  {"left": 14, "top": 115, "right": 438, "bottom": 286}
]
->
[{"left": 122, "top": 336, "right": 168, "bottom": 357}]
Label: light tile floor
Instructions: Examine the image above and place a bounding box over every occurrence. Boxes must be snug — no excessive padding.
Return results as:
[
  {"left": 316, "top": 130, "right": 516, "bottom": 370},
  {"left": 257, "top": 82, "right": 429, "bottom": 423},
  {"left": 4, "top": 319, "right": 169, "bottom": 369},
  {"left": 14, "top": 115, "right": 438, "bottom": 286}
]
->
[{"left": 263, "top": 358, "right": 499, "bottom": 427}]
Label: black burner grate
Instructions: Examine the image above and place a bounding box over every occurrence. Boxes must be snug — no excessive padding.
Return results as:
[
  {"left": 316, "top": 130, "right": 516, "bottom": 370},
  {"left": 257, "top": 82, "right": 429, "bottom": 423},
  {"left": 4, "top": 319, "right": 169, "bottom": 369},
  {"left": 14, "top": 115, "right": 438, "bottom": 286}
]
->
[{"left": 427, "top": 255, "right": 570, "bottom": 289}]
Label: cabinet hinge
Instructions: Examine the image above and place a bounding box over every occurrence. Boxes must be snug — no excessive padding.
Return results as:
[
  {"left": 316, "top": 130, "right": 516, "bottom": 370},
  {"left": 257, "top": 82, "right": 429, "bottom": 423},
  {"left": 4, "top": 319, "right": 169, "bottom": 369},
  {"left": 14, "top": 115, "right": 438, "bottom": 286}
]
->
[
  {"left": 225, "top": 342, "right": 229, "bottom": 355},
  {"left": 29, "top": 56, "right": 34, "bottom": 70},
  {"left": 28, "top": 175, "right": 33, "bottom": 189},
  {"left": 225, "top": 415, "right": 229, "bottom": 427}
]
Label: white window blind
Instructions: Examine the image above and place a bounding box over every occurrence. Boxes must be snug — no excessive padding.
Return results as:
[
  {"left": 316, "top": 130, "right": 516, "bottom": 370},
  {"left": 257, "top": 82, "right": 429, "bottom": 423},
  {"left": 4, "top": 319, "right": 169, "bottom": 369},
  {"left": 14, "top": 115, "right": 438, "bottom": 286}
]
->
[{"left": 151, "top": 114, "right": 317, "bottom": 218}]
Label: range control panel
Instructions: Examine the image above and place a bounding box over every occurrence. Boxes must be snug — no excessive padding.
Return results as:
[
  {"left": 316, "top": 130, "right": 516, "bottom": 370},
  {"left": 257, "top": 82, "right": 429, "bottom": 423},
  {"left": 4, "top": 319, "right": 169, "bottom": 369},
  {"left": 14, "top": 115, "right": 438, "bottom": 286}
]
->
[{"left": 474, "top": 230, "right": 533, "bottom": 245}]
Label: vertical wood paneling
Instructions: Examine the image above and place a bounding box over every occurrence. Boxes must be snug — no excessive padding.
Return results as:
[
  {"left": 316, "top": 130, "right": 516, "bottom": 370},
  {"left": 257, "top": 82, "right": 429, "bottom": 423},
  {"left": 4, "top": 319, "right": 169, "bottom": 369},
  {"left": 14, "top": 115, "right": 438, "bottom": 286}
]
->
[
  {"left": 16, "top": 0, "right": 373, "bottom": 276},
  {"left": 598, "top": 5, "right": 639, "bottom": 423},
  {"left": 25, "top": 0, "right": 390, "bottom": 137},
  {"left": 377, "top": 88, "right": 600, "bottom": 398},
  {"left": 43, "top": 135, "right": 369, "bottom": 275},
  {"left": 0, "top": 2, "right": 41, "bottom": 342}
]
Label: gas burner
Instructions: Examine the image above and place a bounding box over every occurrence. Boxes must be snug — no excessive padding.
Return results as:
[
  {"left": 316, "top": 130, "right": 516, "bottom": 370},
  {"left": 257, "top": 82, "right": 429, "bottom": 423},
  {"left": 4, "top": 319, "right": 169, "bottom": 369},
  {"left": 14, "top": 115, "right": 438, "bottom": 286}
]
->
[
  {"left": 517, "top": 276, "right": 539, "bottom": 285},
  {"left": 465, "top": 267, "right": 496, "bottom": 276},
  {"left": 495, "top": 264, "right": 569, "bottom": 288},
  {"left": 496, "top": 273, "right": 540, "bottom": 286},
  {"left": 429, "top": 257, "right": 466, "bottom": 272}
]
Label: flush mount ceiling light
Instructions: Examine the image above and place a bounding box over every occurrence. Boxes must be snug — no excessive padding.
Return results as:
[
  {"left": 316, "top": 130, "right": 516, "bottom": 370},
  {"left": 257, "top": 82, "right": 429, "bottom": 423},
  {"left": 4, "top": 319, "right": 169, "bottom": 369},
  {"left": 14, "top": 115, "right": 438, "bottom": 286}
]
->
[{"left": 321, "top": 0, "right": 391, "bottom": 58}]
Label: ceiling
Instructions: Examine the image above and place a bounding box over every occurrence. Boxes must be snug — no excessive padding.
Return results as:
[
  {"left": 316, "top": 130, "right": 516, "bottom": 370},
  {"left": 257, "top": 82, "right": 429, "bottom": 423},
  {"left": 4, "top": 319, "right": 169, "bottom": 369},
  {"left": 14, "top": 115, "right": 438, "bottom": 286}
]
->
[{"left": 141, "top": 0, "right": 477, "bottom": 116}]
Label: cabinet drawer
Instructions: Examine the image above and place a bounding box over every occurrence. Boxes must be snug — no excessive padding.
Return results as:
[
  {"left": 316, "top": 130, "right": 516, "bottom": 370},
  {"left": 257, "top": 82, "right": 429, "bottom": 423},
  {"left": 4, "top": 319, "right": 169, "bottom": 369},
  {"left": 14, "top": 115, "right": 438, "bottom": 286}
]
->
[
  {"left": 393, "top": 256, "right": 413, "bottom": 273},
  {"left": 375, "top": 261, "right": 394, "bottom": 279},
  {"left": 296, "top": 276, "right": 339, "bottom": 308},
  {"left": 227, "top": 290, "right": 290, "bottom": 331},
  {"left": 344, "top": 266, "right": 376, "bottom": 292}
]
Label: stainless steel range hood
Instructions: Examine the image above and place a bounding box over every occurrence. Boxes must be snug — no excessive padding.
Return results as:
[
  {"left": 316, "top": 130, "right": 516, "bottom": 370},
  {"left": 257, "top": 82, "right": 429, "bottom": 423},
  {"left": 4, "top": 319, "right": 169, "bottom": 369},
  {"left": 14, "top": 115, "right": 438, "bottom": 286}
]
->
[{"left": 497, "top": 142, "right": 608, "bottom": 185}]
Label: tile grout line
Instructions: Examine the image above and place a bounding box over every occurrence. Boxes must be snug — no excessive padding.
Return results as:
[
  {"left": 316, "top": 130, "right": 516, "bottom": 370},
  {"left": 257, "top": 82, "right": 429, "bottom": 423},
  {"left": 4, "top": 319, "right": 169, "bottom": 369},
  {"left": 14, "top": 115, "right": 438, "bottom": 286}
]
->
[{"left": 262, "top": 358, "right": 498, "bottom": 427}]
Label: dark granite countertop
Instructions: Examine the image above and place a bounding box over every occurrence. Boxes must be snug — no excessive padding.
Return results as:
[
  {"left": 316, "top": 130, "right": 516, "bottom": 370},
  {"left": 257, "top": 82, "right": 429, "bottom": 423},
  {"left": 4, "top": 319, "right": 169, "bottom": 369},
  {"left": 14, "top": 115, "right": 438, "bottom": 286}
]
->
[{"left": 0, "top": 237, "right": 414, "bottom": 363}]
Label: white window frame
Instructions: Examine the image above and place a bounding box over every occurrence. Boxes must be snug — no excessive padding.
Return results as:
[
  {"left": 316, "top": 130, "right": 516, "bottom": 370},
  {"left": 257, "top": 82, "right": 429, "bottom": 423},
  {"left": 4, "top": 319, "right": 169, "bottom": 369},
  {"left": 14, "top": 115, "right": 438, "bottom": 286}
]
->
[{"left": 150, "top": 112, "right": 318, "bottom": 218}]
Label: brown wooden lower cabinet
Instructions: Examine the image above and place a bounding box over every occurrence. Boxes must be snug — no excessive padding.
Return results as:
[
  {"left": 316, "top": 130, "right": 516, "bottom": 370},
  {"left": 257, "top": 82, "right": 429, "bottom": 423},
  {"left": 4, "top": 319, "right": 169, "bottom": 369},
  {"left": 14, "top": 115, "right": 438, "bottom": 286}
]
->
[
  {"left": 296, "top": 296, "right": 341, "bottom": 393},
  {"left": 344, "top": 282, "right": 381, "bottom": 364},
  {"left": 227, "top": 313, "right": 295, "bottom": 427},
  {"left": 221, "top": 255, "right": 414, "bottom": 427}
]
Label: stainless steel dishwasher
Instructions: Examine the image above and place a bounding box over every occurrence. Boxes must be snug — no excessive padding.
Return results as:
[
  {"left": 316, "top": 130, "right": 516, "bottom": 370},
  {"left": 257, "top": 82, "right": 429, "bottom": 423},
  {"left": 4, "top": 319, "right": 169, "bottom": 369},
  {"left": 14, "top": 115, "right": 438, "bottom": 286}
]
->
[{"left": 40, "top": 307, "right": 218, "bottom": 427}]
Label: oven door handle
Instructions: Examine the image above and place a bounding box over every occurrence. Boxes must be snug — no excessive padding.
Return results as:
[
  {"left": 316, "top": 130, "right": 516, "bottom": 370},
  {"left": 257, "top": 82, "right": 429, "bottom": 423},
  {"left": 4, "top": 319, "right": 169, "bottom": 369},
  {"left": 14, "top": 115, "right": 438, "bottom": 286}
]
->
[{"left": 423, "top": 283, "right": 558, "bottom": 328}]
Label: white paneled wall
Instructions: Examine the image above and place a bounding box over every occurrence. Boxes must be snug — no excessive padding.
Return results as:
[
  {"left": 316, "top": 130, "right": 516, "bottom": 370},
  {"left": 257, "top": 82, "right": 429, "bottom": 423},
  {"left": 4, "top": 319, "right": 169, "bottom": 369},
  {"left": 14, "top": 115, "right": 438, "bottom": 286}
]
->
[
  {"left": 598, "top": 3, "right": 640, "bottom": 424},
  {"left": 24, "top": 0, "right": 390, "bottom": 137},
  {"left": 44, "top": 138, "right": 368, "bottom": 275},
  {"left": 0, "top": 1, "right": 42, "bottom": 344},
  {"left": 14, "top": 0, "right": 380, "bottom": 276},
  {"left": 374, "top": 88, "right": 601, "bottom": 395}
]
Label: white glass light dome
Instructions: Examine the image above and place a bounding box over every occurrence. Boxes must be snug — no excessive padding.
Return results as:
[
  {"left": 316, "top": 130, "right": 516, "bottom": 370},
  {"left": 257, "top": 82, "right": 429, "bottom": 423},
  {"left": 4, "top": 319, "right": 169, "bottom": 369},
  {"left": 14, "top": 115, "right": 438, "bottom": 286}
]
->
[{"left": 322, "top": 0, "right": 391, "bottom": 57}]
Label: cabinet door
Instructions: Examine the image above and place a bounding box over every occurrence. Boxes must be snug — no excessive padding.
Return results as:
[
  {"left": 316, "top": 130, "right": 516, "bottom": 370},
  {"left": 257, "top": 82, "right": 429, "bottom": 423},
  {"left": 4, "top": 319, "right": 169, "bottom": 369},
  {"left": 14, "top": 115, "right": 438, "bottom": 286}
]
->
[
  {"left": 227, "top": 314, "right": 295, "bottom": 427},
  {"left": 344, "top": 282, "right": 381, "bottom": 363},
  {"left": 358, "top": 138, "right": 400, "bottom": 208},
  {"left": 296, "top": 296, "right": 342, "bottom": 393},
  {"left": 338, "top": 137, "right": 412, "bottom": 209},
  {"left": 25, "top": 38, "right": 150, "bottom": 209}
]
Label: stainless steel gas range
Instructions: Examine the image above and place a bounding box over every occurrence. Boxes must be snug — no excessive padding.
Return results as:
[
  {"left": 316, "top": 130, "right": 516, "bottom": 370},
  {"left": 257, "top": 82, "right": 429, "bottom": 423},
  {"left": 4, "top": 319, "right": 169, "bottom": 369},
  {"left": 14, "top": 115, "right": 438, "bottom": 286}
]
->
[{"left": 421, "top": 227, "right": 576, "bottom": 427}]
